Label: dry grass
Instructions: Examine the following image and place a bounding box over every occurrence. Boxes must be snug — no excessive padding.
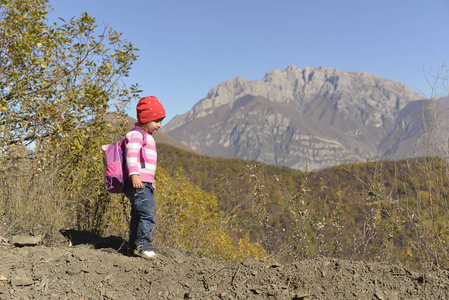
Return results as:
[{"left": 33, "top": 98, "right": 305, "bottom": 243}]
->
[{"left": 0, "top": 149, "right": 76, "bottom": 243}]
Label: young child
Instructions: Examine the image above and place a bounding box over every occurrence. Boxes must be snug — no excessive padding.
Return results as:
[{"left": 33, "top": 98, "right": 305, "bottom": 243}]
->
[{"left": 123, "top": 96, "right": 165, "bottom": 258}]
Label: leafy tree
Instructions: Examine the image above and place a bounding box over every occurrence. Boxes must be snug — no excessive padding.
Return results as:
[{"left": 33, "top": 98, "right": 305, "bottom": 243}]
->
[
  {"left": 0, "top": 0, "right": 141, "bottom": 233},
  {"left": 0, "top": 0, "right": 140, "bottom": 148}
]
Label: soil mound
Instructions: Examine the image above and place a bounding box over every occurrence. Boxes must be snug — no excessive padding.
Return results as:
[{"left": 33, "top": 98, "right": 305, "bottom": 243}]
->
[{"left": 1, "top": 235, "right": 448, "bottom": 299}]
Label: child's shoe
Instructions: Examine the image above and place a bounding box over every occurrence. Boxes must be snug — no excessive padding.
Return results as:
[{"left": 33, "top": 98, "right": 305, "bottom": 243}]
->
[{"left": 136, "top": 244, "right": 156, "bottom": 258}]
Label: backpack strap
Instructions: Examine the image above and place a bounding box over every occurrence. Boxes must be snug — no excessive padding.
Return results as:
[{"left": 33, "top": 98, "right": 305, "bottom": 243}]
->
[{"left": 130, "top": 127, "right": 149, "bottom": 160}]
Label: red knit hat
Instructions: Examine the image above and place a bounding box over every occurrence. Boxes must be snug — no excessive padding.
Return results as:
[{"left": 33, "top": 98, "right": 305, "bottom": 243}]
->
[{"left": 136, "top": 96, "right": 166, "bottom": 123}]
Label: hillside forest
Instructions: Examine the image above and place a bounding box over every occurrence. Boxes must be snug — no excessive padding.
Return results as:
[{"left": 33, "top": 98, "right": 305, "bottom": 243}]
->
[{"left": 1, "top": 0, "right": 449, "bottom": 272}]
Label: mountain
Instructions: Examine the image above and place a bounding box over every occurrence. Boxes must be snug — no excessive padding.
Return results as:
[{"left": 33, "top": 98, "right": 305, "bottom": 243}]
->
[
  {"left": 161, "top": 65, "right": 440, "bottom": 170},
  {"left": 379, "top": 96, "right": 449, "bottom": 160}
]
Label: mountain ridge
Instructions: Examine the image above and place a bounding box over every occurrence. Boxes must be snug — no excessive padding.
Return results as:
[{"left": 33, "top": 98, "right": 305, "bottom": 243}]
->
[
  {"left": 161, "top": 65, "right": 440, "bottom": 170},
  {"left": 164, "top": 66, "right": 423, "bottom": 132}
]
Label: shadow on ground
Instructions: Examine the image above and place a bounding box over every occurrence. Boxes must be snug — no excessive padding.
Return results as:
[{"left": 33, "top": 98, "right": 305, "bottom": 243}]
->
[{"left": 60, "top": 229, "right": 128, "bottom": 255}]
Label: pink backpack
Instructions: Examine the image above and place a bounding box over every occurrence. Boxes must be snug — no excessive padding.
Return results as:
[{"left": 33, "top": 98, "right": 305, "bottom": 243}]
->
[{"left": 102, "top": 127, "right": 147, "bottom": 193}]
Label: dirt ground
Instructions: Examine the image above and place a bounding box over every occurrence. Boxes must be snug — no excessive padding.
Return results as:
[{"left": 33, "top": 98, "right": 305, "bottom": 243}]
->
[{"left": 1, "top": 231, "right": 449, "bottom": 300}]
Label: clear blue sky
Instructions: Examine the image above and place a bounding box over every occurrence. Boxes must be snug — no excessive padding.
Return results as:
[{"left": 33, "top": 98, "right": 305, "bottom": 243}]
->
[{"left": 48, "top": 0, "right": 449, "bottom": 123}]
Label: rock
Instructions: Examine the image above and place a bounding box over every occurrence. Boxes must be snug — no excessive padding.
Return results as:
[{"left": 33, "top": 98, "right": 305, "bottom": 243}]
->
[
  {"left": 10, "top": 235, "right": 43, "bottom": 247},
  {"left": 10, "top": 270, "right": 33, "bottom": 286},
  {"left": 388, "top": 291, "right": 399, "bottom": 300},
  {"left": 375, "top": 286, "right": 386, "bottom": 300},
  {"left": 66, "top": 262, "right": 83, "bottom": 275},
  {"left": 72, "top": 247, "right": 92, "bottom": 261},
  {"left": 293, "top": 292, "right": 310, "bottom": 299}
]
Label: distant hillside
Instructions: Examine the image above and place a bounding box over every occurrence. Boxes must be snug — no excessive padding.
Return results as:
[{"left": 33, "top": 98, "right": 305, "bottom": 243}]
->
[
  {"left": 157, "top": 141, "right": 449, "bottom": 267},
  {"left": 153, "top": 131, "right": 197, "bottom": 153},
  {"left": 160, "top": 66, "right": 444, "bottom": 171}
]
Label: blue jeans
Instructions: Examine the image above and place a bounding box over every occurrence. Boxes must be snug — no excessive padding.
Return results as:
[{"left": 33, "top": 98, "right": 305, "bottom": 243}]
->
[{"left": 124, "top": 180, "right": 156, "bottom": 250}]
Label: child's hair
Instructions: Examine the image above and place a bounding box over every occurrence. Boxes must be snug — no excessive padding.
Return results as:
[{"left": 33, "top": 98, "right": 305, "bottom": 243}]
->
[{"left": 136, "top": 96, "right": 166, "bottom": 124}]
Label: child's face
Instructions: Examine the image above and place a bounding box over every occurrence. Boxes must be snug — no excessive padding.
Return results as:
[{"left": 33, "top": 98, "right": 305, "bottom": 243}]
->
[{"left": 142, "top": 118, "right": 164, "bottom": 134}]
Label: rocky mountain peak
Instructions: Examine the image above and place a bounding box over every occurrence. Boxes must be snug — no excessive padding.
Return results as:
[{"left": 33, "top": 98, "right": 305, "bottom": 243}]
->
[{"left": 162, "top": 66, "right": 427, "bottom": 170}]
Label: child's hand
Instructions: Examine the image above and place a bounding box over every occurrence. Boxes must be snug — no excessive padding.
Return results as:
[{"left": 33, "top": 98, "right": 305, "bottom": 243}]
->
[{"left": 131, "top": 174, "right": 144, "bottom": 189}]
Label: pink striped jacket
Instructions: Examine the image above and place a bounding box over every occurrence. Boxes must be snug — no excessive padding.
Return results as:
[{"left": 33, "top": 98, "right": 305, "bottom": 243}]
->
[{"left": 124, "top": 124, "right": 157, "bottom": 183}]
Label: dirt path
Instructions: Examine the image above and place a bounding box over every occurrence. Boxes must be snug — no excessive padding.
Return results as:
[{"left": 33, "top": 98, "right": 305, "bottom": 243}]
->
[{"left": 1, "top": 236, "right": 449, "bottom": 300}]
